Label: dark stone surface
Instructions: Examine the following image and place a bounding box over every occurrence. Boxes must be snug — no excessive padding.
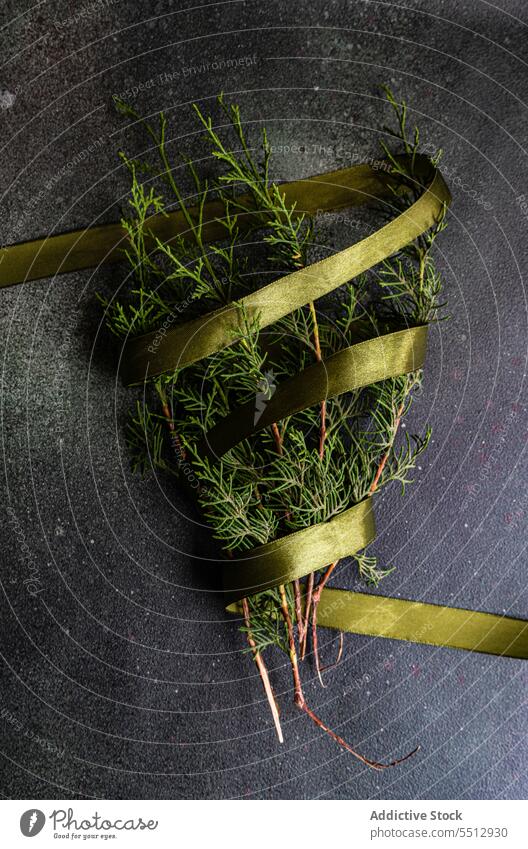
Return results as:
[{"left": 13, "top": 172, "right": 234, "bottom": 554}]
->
[{"left": 0, "top": 0, "right": 527, "bottom": 799}]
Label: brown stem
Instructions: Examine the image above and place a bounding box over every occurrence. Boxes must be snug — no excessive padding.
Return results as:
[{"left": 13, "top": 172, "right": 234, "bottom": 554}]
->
[
  {"left": 160, "top": 400, "right": 187, "bottom": 461},
  {"left": 279, "top": 585, "right": 304, "bottom": 708},
  {"left": 308, "top": 301, "right": 327, "bottom": 459},
  {"left": 312, "top": 602, "right": 344, "bottom": 684},
  {"left": 293, "top": 579, "right": 304, "bottom": 643},
  {"left": 321, "top": 632, "right": 344, "bottom": 673},
  {"left": 311, "top": 561, "right": 339, "bottom": 685},
  {"left": 278, "top": 585, "right": 416, "bottom": 769},
  {"left": 303, "top": 300, "right": 328, "bottom": 661},
  {"left": 311, "top": 396, "right": 408, "bottom": 679},
  {"left": 271, "top": 421, "right": 283, "bottom": 455},
  {"left": 319, "top": 398, "right": 327, "bottom": 459},
  {"left": 369, "top": 399, "right": 406, "bottom": 495},
  {"left": 300, "top": 572, "right": 314, "bottom": 660},
  {"left": 300, "top": 702, "right": 420, "bottom": 771},
  {"left": 242, "top": 597, "right": 283, "bottom": 743}
]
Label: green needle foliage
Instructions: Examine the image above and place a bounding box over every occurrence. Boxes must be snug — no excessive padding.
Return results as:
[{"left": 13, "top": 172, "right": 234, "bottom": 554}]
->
[{"left": 101, "top": 88, "right": 447, "bottom": 669}]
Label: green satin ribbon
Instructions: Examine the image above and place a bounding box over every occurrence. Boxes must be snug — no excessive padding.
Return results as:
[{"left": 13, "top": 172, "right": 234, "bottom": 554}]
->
[
  {"left": 315, "top": 590, "right": 528, "bottom": 659},
  {"left": 0, "top": 161, "right": 403, "bottom": 288},
  {"left": 223, "top": 498, "right": 376, "bottom": 602},
  {"left": 1, "top": 153, "right": 527, "bottom": 660}
]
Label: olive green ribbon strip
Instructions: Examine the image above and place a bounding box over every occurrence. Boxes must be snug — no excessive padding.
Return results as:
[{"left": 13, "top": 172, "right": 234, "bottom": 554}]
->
[
  {"left": 227, "top": 590, "right": 528, "bottom": 659},
  {"left": 120, "top": 154, "right": 449, "bottom": 383},
  {"left": 314, "top": 590, "right": 528, "bottom": 660},
  {"left": 203, "top": 325, "right": 427, "bottom": 458},
  {"left": 223, "top": 498, "right": 376, "bottom": 602},
  {"left": 0, "top": 160, "right": 407, "bottom": 289}
]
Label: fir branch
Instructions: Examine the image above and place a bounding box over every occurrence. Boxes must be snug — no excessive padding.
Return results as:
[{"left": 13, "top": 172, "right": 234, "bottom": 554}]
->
[{"left": 104, "top": 85, "right": 449, "bottom": 763}]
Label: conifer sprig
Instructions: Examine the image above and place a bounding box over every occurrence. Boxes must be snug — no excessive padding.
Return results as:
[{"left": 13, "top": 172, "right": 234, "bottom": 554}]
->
[{"left": 103, "top": 88, "right": 448, "bottom": 765}]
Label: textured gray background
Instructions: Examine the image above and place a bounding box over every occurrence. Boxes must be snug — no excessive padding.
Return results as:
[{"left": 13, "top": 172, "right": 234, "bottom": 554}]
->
[{"left": 0, "top": 0, "right": 527, "bottom": 800}]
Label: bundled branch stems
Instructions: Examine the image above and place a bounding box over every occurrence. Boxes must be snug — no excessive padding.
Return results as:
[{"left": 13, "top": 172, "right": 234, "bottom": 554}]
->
[{"left": 102, "top": 88, "right": 447, "bottom": 768}]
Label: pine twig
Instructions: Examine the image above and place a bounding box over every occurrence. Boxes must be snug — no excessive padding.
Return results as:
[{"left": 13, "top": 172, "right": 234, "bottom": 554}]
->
[
  {"left": 320, "top": 633, "right": 344, "bottom": 673},
  {"left": 311, "top": 561, "right": 339, "bottom": 687},
  {"left": 300, "top": 303, "right": 326, "bottom": 658},
  {"left": 299, "top": 297, "right": 334, "bottom": 664},
  {"left": 109, "top": 88, "right": 447, "bottom": 761},
  {"left": 293, "top": 579, "right": 305, "bottom": 643},
  {"left": 308, "top": 300, "right": 327, "bottom": 459},
  {"left": 271, "top": 422, "right": 283, "bottom": 455},
  {"left": 300, "top": 572, "right": 314, "bottom": 660},
  {"left": 157, "top": 383, "right": 187, "bottom": 462},
  {"left": 279, "top": 585, "right": 305, "bottom": 708},
  {"left": 309, "top": 396, "right": 407, "bottom": 684},
  {"left": 242, "top": 597, "right": 283, "bottom": 743},
  {"left": 369, "top": 399, "right": 406, "bottom": 494}
]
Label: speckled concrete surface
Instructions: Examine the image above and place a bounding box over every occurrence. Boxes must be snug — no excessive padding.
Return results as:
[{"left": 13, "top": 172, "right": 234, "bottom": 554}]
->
[{"left": 0, "top": 0, "right": 527, "bottom": 799}]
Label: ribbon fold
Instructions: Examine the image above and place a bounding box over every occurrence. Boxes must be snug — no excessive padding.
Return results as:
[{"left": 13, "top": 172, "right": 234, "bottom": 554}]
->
[
  {"left": 223, "top": 498, "right": 376, "bottom": 602},
  {"left": 203, "top": 326, "right": 428, "bottom": 459}
]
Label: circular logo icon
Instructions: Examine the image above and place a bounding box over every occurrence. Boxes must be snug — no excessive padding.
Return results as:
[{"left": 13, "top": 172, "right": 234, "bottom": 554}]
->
[{"left": 20, "top": 809, "right": 45, "bottom": 837}]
